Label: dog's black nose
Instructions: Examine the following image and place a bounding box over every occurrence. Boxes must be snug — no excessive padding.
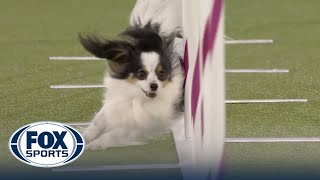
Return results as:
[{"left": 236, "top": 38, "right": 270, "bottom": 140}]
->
[{"left": 150, "top": 83, "right": 158, "bottom": 91}]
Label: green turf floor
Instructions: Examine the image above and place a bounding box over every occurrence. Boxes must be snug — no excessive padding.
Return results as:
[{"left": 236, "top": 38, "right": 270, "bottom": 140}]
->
[{"left": 1, "top": 0, "right": 320, "bottom": 177}]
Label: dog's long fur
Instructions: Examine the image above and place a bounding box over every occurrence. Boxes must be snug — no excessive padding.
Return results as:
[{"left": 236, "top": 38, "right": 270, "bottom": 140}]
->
[{"left": 80, "top": 0, "right": 184, "bottom": 150}]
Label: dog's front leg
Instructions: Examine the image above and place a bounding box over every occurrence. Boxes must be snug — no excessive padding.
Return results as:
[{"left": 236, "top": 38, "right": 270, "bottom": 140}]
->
[
  {"left": 86, "top": 128, "right": 145, "bottom": 151},
  {"left": 82, "top": 108, "right": 107, "bottom": 144}
]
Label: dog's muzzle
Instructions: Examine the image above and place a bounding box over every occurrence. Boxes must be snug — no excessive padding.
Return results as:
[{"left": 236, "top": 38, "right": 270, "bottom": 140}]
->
[{"left": 141, "top": 89, "right": 157, "bottom": 98}]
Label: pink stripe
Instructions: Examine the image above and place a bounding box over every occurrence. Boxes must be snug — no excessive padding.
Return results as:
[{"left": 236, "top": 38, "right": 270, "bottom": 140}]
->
[
  {"left": 202, "top": 0, "right": 223, "bottom": 65},
  {"left": 201, "top": 100, "right": 204, "bottom": 138},
  {"left": 191, "top": 49, "right": 200, "bottom": 125},
  {"left": 200, "top": 0, "right": 223, "bottom": 138},
  {"left": 183, "top": 41, "right": 189, "bottom": 88}
]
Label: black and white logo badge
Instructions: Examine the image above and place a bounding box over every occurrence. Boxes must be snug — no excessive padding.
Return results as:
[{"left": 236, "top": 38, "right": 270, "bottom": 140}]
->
[{"left": 9, "top": 121, "right": 85, "bottom": 168}]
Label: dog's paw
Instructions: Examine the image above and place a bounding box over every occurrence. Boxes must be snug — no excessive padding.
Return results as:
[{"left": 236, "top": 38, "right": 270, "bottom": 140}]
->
[
  {"left": 130, "top": 142, "right": 147, "bottom": 146},
  {"left": 85, "top": 141, "right": 108, "bottom": 151},
  {"left": 76, "top": 126, "right": 87, "bottom": 134},
  {"left": 82, "top": 131, "right": 98, "bottom": 145}
]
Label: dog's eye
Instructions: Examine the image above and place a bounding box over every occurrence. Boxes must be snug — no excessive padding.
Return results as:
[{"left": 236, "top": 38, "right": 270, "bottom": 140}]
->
[
  {"left": 136, "top": 70, "right": 147, "bottom": 80},
  {"left": 158, "top": 70, "right": 167, "bottom": 81}
]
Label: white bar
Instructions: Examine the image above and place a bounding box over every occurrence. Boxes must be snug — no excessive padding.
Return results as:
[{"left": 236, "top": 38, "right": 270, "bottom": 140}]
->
[
  {"left": 52, "top": 163, "right": 180, "bottom": 172},
  {"left": 225, "top": 39, "right": 273, "bottom": 44},
  {"left": 50, "top": 86, "right": 308, "bottom": 104},
  {"left": 50, "top": 84, "right": 105, "bottom": 89},
  {"left": 64, "top": 121, "right": 320, "bottom": 143},
  {"left": 48, "top": 69, "right": 289, "bottom": 76},
  {"left": 226, "top": 69, "right": 289, "bottom": 73},
  {"left": 226, "top": 99, "right": 308, "bottom": 104},
  {"left": 65, "top": 122, "right": 91, "bottom": 126},
  {"left": 226, "top": 137, "right": 320, "bottom": 143},
  {"left": 49, "top": 39, "right": 273, "bottom": 61},
  {"left": 49, "top": 56, "right": 102, "bottom": 60},
  {"left": 224, "top": 35, "right": 234, "bottom": 40}
]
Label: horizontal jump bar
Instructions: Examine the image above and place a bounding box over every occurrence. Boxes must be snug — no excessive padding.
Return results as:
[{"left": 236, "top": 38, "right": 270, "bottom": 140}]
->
[
  {"left": 50, "top": 68, "right": 289, "bottom": 88},
  {"left": 49, "top": 86, "right": 308, "bottom": 103},
  {"left": 55, "top": 122, "right": 320, "bottom": 144},
  {"left": 49, "top": 56, "right": 102, "bottom": 60},
  {"left": 66, "top": 122, "right": 91, "bottom": 126},
  {"left": 50, "top": 84, "right": 105, "bottom": 89},
  {"left": 225, "top": 69, "right": 288, "bottom": 73},
  {"left": 225, "top": 39, "right": 273, "bottom": 44},
  {"left": 50, "top": 86, "right": 308, "bottom": 103},
  {"left": 49, "top": 39, "right": 273, "bottom": 61},
  {"left": 48, "top": 68, "right": 288, "bottom": 73},
  {"left": 60, "top": 122, "right": 320, "bottom": 143},
  {"left": 226, "top": 99, "right": 308, "bottom": 103},
  {"left": 225, "top": 137, "right": 320, "bottom": 143}
]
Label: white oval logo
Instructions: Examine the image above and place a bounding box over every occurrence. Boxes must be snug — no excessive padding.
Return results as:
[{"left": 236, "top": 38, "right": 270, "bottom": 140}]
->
[{"left": 9, "top": 121, "right": 85, "bottom": 168}]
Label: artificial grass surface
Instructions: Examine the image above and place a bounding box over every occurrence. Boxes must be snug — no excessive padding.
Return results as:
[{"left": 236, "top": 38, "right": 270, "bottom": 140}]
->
[
  {"left": 1, "top": 0, "right": 320, "bottom": 177},
  {"left": 225, "top": 0, "right": 320, "bottom": 143}
]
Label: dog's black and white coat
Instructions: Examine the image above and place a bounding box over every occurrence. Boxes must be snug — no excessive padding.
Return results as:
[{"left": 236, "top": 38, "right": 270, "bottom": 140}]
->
[{"left": 80, "top": 0, "right": 184, "bottom": 150}]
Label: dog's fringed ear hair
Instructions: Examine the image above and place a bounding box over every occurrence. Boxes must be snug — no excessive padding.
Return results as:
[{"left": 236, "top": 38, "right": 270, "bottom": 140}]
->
[
  {"left": 79, "top": 35, "right": 134, "bottom": 75},
  {"left": 121, "top": 26, "right": 163, "bottom": 52},
  {"left": 79, "top": 34, "right": 134, "bottom": 63}
]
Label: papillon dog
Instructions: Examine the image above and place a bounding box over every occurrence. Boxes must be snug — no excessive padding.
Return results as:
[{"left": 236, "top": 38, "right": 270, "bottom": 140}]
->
[{"left": 80, "top": 0, "right": 184, "bottom": 150}]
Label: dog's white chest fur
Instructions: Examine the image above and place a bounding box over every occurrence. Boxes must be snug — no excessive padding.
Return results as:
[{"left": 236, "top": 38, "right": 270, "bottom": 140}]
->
[
  {"left": 82, "top": 73, "right": 183, "bottom": 150},
  {"left": 103, "top": 84, "right": 177, "bottom": 133}
]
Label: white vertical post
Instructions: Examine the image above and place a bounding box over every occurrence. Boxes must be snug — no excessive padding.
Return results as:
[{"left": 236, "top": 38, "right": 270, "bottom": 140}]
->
[
  {"left": 183, "top": 0, "right": 200, "bottom": 141},
  {"left": 183, "top": 0, "right": 225, "bottom": 179}
]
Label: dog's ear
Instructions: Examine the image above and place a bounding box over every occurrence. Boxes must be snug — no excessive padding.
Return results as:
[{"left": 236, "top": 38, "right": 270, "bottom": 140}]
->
[
  {"left": 79, "top": 34, "right": 134, "bottom": 63},
  {"left": 121, "top": 27, "right": 163, "bottom": 52},
  {"left": 79, "top": 35, "right": 134, "bottom": 76}
]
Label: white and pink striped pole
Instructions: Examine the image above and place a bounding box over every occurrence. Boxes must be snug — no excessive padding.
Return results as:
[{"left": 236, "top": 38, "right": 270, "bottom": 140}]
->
[{"left": 183, "top": 0, "right": 225, "bottom": 179}]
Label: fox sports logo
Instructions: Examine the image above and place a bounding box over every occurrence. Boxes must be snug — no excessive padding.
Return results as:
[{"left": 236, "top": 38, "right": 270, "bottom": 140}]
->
[{"left": 9, "top": 121, "right": 85, "bottom": 168}]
